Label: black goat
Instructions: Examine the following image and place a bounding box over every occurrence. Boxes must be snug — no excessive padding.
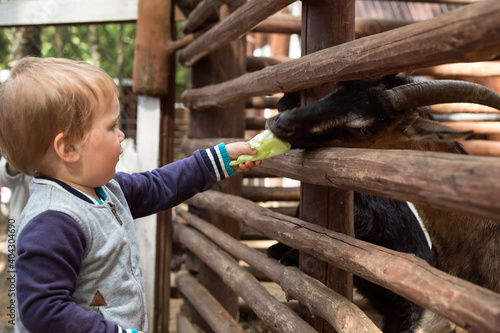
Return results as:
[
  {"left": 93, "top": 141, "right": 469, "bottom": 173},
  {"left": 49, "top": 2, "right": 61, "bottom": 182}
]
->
[
  {"left": 268, "top": 87, "right": 433, "bottom": 333},
  {"left": 269, "top": 197, "right": 432, "bottom": 333},
  {"left": 267, "top": 75, "right": 500, "bottom": 332}
]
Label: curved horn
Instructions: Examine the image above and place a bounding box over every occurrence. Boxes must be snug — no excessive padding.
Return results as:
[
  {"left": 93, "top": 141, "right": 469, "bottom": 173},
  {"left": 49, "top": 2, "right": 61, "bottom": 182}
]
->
[{"left": 384, "top": 80, "right": 500, "bottom": 111}]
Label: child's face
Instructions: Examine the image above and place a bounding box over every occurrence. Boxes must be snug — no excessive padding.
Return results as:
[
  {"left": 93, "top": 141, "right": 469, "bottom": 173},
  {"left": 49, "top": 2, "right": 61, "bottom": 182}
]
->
[{"left": 78, "top": 96, "right": 125, "bottom": 188}]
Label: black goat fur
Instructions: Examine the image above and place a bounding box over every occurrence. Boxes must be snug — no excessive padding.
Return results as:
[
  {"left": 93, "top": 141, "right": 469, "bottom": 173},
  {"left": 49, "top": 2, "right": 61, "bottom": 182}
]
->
[{"left": 268, "top": 86, "right": 433, "bottom": 333}]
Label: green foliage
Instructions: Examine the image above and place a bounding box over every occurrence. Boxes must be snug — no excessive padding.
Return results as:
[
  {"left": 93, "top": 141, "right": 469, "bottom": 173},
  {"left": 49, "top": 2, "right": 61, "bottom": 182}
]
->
[
  {"left": 0, "top": 21, "right": 188, "bottom": 95},
  {"left": 175, "top": 22, "right": 189, "bottom": 97},
  {"left": 40, "top": 24, "right": 136, "bottom": 78},
  {"left": 0, "top": 28, "right": 11, "bottom": 69}
]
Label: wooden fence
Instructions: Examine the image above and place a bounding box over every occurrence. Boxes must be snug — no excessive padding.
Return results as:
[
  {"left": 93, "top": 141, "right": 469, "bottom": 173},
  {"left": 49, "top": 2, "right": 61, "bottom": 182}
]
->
[{"left": 135, "top": 0, "right": 500, "bottom": 332}]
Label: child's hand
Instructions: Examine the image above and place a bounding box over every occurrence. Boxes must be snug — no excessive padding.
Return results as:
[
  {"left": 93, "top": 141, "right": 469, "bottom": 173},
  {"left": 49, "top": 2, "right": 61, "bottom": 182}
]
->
[{"left": 225, "top": 142, "right": 262, "bottom": 172}]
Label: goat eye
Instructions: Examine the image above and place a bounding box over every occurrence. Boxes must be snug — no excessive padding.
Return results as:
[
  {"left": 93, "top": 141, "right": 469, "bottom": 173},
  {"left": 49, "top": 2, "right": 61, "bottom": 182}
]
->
[{"left": 360, "top": 128, "right": 371, "bottom": 136}]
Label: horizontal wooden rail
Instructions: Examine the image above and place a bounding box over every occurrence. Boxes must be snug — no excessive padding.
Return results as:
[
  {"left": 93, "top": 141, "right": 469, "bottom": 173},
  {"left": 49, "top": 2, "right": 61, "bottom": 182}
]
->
[
  {"left": 181, "top": 1, "right": 500, "bottom": 110},
  {"left": 245, "top": 96, "right": 280, "bottom": 108},
  {"left": 183, "top": 138, "right": 500, "bottom": 221},
  {"left": 186, "top": 190, "right": 500, "bottom": 333},
  {"left": 252, "top": 15, "right": 416, "bottom": 39},
  {"left": 181, "top": 0, "right": 227, "bottom": 34},
  {"left": 245, "top": 117, "right": 267, "bottom": 130},
  {"left": 430, "top": 103, "right": 500, "bottom": 114},
  {"left": 176, "top": 209, "right": 381, "bottom": 332},
  {"left": 176, "top": 272, "right": 246, "bottom": 333},
  {"left": 461, "top": 140, "right": 500, "bottom": 156},
  {"left": 173, "top": 223, "right": 317, "bottom": 333},
  {"left": 244, "top": 116, "right": 268, "bottom": 129},
  {"left": 412, "top": 61, "right": 500, "bottom": 78},
  {"left": 378, "top": 0, "right": 479, "bottom": 4},
  {"left": 180, "top": 0, "right": 295, "bottom": 67},
  {"left": 242, "top": 186, "right": 300, "bottom": 202},
  {"left": 444, "top": 121, "right": 500, "bottom": 134}
]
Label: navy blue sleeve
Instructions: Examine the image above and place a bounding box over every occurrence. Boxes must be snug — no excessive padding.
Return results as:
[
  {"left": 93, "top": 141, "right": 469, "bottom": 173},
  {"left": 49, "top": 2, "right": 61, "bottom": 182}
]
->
[
  {"left": 16, "top": 211, "right": 116, "bottom": 333},
  {"left": 114, "top": 150, "right": 219, "bottom": 219}
]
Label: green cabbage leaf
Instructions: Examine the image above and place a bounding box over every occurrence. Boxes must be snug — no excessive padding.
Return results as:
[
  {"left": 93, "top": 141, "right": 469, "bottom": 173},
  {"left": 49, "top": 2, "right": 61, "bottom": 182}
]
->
[{"left": 229, "top": 130, "right": 291, "bottom": 166}]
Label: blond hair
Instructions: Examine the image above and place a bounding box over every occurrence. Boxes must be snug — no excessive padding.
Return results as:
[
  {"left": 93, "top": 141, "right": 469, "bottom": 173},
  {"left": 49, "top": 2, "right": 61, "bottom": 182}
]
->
[{"left": 0, "top": 57, "right": 118, "bottom": 176}]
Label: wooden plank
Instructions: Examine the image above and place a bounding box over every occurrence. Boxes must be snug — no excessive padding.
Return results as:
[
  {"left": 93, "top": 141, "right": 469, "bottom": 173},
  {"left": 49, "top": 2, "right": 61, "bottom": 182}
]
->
[
  {"left": 0, "top": 0, "right": 138, "bottom": 27},
  {"left": 182, "top": 3, "right": 246, "bottom": 330},
  {"left": 181, "top": 0, "right": 228, "bottom": 34},
  {"left": 443, "top": 121, "right": 500, "bottom": 134},
  {"left": 299, "top": 1, "right": 355, "bottom": 332},
  {"left": 461, "top": 140, "right": 500, "bottom": 156},
  {"left": 176, "top": 272, "right": 246, "bottom": 333},
  {"left": 176, "top": 209, "right": 382, "bottom": 333},
  {"left": 412, "top": 61, "right": 500, "bottom": 77},
  {"left": 132, "top": 0, "right": 172, "bottom": 96},
  {"left": 186, "top": 190, "right": 500, "bottom": 333},
  {"left": 182, "top": 138, "right": 500, "bottom": 222},
  {"left": 173, "top": 224, "right": 317, "bottom": 333},
  {"left": 181, "top": 0, "right": 500, "bottom": 110},
  {"left": 379, "top": 0, "right": 480, "bottom": 4},
  {"left": 260, "top": 148, "right": 500, "bottom": 222},
  {"left": 252, "top": 15, "right": 416, "bottom": 39},
  {"left": 430, "top": 103, "right": 500, "bottom": 114},
  {"left": 179, "top": 0, "right": 296, "bottom": 66},
  {"left": 241, "top": 186, "right": 299, "bottom": 202}
]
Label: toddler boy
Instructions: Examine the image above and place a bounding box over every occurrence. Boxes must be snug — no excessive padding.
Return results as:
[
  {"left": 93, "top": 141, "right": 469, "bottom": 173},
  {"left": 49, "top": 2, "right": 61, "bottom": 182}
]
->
[{"left": 0, "top": 57, "right": 260, "bottom": 333}]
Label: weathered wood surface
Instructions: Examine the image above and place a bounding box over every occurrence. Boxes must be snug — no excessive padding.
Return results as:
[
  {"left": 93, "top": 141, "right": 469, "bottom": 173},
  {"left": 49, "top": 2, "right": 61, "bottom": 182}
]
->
[
  {"left": 252, "top": 14, "right": 302, "bottom": 34},
  {"left": 186, "top": 190, "right": 500, "bottom": 333},
  {"left": 132, "top": 0, "right": 172, "bottom": 96},
  {"left": 461, "top": 140, "right": 500, "bottom": 156},
  {"left": 245, "top": 117, "right": 267, "bottom": 130},
  {"left": 176, "top": 272, "right": 246, "bottom": 333},
  {"left": 176, "top": 209, "right": 382, "bottom": 333},
  {"left": 245, "top": 96, "right": 280, "bottom": 109},
  {"left": 412, "top": 61, "right": 500, "bottom": 78},
  {"left": 182, "top": 1, "right": 500, "bottom": 110},
  {"left": 181, "top": 0, "right": 228, "bottom": 33},
  {"left": 183, "top": 138, "right": 500, "bottom": 222},
  {"left": 444, "top": 121, "right": 500, "bottom": 134},
  {"left": 430, "top": 103, "right": 500, "bottom": 114},
  {"left": 180, "top": 0, "right": 296, "bottom": 66},
  {"left": 252, "top": 15, "right": 415, "bottom": 39},
  {"left": 183, "top": 2, "right": 247, "bottom": 328},
  {"left": 381, "top": 0, "right": 479, "bottom": 4},
  {"left": 173, "top": 223, "right": 317, "bottom": 333},
  {"left": 241, "top": 186, "right": 299, "bottom": 202},
  {"left": 300, "top": 2, "right": 356, "bottom": 332},
  {"left": 246, "top": 55, "right": 288, "bottom": 72},
  {"left": 260, "top": 149, "right": 500, "bottom": 222}
]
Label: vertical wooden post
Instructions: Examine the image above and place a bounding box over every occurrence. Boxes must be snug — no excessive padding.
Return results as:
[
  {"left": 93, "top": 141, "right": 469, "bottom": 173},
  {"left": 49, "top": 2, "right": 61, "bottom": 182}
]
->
[
  {"left": 183, "top": 4, "right": 246, "bottom": 332},
  {"left": 299, "top": 1, "right": 355, "bottom": 332}
]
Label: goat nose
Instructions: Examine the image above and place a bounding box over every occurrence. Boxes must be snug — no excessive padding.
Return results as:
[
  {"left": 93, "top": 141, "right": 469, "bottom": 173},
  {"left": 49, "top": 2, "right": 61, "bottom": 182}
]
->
[{"left": 267, "top": 112, "right": 293, "bottom": 133}]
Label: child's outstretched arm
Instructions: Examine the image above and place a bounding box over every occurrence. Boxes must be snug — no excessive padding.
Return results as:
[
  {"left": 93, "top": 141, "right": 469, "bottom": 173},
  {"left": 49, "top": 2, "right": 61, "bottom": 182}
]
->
[
  {"left": 115, "top": 141, "right": 263, "bottom": 219},
  {"left": 225, "top": 142, "right": 262, "bottom": 172}
]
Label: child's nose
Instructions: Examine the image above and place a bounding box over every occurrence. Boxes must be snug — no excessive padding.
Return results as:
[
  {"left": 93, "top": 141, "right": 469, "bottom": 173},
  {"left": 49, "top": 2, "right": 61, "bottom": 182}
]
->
[{"left": 118, "top": 129, "right": 125, "bottom": 142}]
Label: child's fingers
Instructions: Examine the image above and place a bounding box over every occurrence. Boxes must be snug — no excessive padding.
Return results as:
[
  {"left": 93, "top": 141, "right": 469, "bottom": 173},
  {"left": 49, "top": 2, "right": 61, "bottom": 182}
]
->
[
  {"left": 236, "top": 144, "right": 257, "bottom": 156},
  {"left": 234, "top": 160, "right": 260, "bottom": 172}
]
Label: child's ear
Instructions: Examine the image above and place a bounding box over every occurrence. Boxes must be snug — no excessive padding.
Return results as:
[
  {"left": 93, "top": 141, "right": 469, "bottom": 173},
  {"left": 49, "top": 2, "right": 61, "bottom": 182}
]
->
[{"left": 53, "top": 133, "right": 81, "bottom": 163}]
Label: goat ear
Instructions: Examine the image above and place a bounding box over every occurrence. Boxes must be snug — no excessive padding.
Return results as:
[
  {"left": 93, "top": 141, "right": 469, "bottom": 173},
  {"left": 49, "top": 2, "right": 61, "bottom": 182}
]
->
[{"left": 404, "top": 118, "right": 473, "bottom": 142}]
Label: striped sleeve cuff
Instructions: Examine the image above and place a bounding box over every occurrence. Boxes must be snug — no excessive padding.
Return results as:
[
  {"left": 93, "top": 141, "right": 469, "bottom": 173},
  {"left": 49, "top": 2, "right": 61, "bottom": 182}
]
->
[
  {"left": 199, "top": 143, "right": 235, "bottom": 181},
  {"left": 114, "top": 325, "right": 138, "bottom": 333}
]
